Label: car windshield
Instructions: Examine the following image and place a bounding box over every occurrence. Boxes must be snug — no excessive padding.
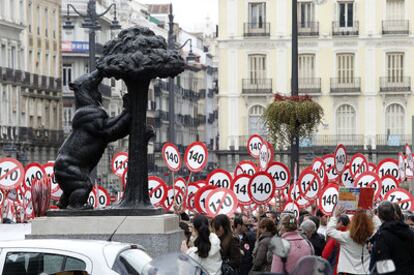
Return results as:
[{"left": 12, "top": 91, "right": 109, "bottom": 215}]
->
[{"left": 112, "top": 249, "right": 152, "bottom": 275}]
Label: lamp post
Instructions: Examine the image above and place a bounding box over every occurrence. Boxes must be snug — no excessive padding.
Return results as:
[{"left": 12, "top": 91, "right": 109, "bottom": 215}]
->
[
  {"left": 167, "top": 4, "right": 197, "bottom": 145},
  {"left": 291, "top": 0, "right": 299, "bottom": 179},
  {"left": 62, "top": 0, "right": 121, "bottom": 72}
]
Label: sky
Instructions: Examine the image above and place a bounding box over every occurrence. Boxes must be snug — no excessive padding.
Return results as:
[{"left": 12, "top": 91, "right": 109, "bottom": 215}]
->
[{"left": 140, "top": 0, "right": 218, "bottom": 33}]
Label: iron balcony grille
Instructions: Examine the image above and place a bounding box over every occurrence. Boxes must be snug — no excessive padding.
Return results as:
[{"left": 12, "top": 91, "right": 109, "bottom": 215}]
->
[
  {"left": 298, "top": 21, "right": 319, "bottom": 36},
  {"left": 382, "top": 20, "right": 409, "bottom": 35},
  {"left": 380, "top": 77, "right": 411, "bottom": 92},
  {"left": 330, "top": 77, "right": 361, "bottom": 94},
  {"left": 300, "top": 135, "right": 364, "bottom": 147},
  {"left": 244, "top": 22, "right": 270, "bottom": 37},
  {"left": 376, "top": 134, "right": 411, "bottom": 146},
  {"left": 332, "top": 21, "right": 359, "bottom": 36},
  {"left": 298, "top": 77, "right": 321, "bottom": 94},
  {"left": 242, "top": 78, "right": 272, "bottom": 94}
]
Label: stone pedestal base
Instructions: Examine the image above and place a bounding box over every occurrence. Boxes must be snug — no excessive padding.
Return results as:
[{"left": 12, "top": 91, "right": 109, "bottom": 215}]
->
[{"left": 27, "top": 214, "right": 182, "bottom": 258}]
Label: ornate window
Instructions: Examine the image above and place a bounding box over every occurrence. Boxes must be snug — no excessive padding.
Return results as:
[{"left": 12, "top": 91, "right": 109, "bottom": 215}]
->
[
  {"left": 248, "top": 105, "right": 266, "bottom": 137},
  {"left": 385, "top": 103, "right": 405, "bottom": 136},
  {"left": 336, "top": 104, "right": 356, "bottom": 136}
]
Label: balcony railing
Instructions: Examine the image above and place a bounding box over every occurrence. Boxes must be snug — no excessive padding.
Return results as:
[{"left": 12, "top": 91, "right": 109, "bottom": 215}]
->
[
  {"left": 330, "top": 77, "right": 361, "bottom": 94},
  {"left": 298, "top": 77, "right": 321, "bottom": 94},
  {"left": 332, "top": 21, "right": 359, "bottom": 36},
  {"left": 244, "top": 22, "right": 270, "bottom": 37},
  {"left": 382, "top": 20, "right": 409, "bottom": 35},
  {"left": 380, "top": 77, "right": 411, "bottom": 92},
  {"left": 300, "top": 135, "right": 365, "bottom": 147},
  {"left": 298, "top": 21, "right": 319, "bottom": 36},
  {"left": 376, "top": 134, "right": 411, "bottom": 147},
  {"left": 242, "top": 79, "right": 272, "bottom": 94},
  {"left": 0, "top": 126, "right": 64, "bottom": 146}
]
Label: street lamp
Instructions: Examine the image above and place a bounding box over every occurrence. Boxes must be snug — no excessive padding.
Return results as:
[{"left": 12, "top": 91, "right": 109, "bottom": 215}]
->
[
  {"left": 167, "top": 4, "right": 197, "bottom": 144},
  {"left": 63, "top": 0, "right": 121, "bottom": 72}
]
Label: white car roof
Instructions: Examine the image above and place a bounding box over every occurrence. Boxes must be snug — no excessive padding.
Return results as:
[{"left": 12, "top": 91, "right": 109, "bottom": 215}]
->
[{"left": 0, "top": 239, "right": 142, "bottom": 267}]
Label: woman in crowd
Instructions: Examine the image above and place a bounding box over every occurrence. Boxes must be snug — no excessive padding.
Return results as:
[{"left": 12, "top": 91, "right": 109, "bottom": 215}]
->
[
  {"left": 271, "top": 212, "right": 314, "bottom": 274},
  {"left": 327, "top": 206, "right": 374, "bottom": 274},
  {"left": 182, "top": 215, "right": 222, "bottom": 274},
  {"left": 250, "top": 218, "right": 277, "bottom": 273},
  {"left": 212, "top": 214, "right": 242, "bottom": 273}
]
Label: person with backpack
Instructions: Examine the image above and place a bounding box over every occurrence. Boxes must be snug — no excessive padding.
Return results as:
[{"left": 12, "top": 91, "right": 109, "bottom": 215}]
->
[
  {"left": 212, "top": 214, "right": 241, "bottom": 274},
  {"left": 322, "top": 214, "right": 350, "bottom": 275},
  {"left": 250, "top": 218, "right": 277, "bottom": 273},
  {"left": 270, "top": 213, "right": 314, "bottom": 274}
]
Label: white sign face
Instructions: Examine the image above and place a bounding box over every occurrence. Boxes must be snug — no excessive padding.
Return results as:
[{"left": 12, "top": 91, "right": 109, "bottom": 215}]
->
[
  {"left": 384, "top": 188, "right": 413, "bottom": 211},
  {"left": 350, "top": 154, "right": 368, "bottom": 178},
  {"left": 207, "top": 169, "right": 232, "bottom": 189},
  {"left": 148, "top": 176, "right": 167, "bottom": 207},
  {"left": 298, "top": 170, "right": 321, "bottom": 201},
  {"left": 323, "top": 155, "right": 338, "bottom": 182},
  {"left": 283, "top": 201, "right": 300, "bottom": 219},
  {"left": 164, "top": 187, "right": 184, "bottom": 210},
  {"left": 162, "top": 143, "right": 181, "bottom": 172},
  {"left": 51, "top": 188, "right": 63, "bottom": 201},
  {"left": 406, "top": 145, "right": 414, "bottom": 171},
  {"left": 0, "top": 158, "right": 24, "bottom": 190},
  {"left": 247, "top": 135, "right": 263, "bottom": 159},
  {"left": 42, "top": 163, "right": 60, "bottom": 193},
  {"left": 334, "top": 145, "right": 347, "bottom": 173},
  {"left": 24, "top": 163, "right": 45, "bottom": 189},
  {"left": 248, "top": 172, "right": 275, "bottom": 204},
  {"left": 289, "top": 184, "right": 310, "bottom": 209},
  {"left": 88, "top": 189, "right": 97, "bottom": 208},
  {"left": 196, "top": 187, "right": 216, "bottom": 214},
  {"left": 398, "top": 153, "right": 406, "bottom": 181},
  {"left": 354, "top": 172, "right": 382, "bottom": 200},
  {"left": 318, "top": 184, "right": 339, "bottom": 216},
  {"left": 380, "top": 176, "right": 398, "bottom": 199},
  {"left": 96, "top": 186, "right": 110, "bottom": 207},
  {"left": 312, "top": 158, "right": 326, "bottom": 187},
  {"left": 369, "top": 163, "right": 377, "bottom": 172},
  {"left": 231, "top": 175, "right": 252, "bottom": 205},
  {"left": 185, "top": 142, "right": 208, "bottom": 172},
  {"left": 174, "top": 178, "right": 187, "bottom": 194},
  {"left": 377, "top": 158, "right": 399, "bottom": 180},
  {"left": 234, "top": 161, "right": 257, "bottom": 176},
  {"left": 186, "top": 183, "right": 200, "bottom": 209},
  {"left": 341, "top": 165, "right": 355, "bottom": 187},
  {"left": 266, "top": 162, "right": 291, "bottom": 190},
  {"left": 259, "top": 142, "right": 270, "bottom": 171},
  {"left": 206, "top": 188, "right": 238, "bottom": 218},
  {"left": 111, "top": 152, "right": 128, "bottom": 178},
  {"left": 0, "top": 190, "right": 4, "bottom": 206}
]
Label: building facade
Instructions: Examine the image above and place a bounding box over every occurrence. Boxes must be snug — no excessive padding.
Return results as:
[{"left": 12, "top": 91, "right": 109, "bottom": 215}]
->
[
  {"left": 217, "top": 0, "right": 414, "bottom": 170},
  {"left": 0, "top": 0, "right": 63, "bottom": 164}
]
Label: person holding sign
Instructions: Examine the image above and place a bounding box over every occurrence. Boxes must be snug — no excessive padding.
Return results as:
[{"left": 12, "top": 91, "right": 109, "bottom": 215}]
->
[{"left": 326, "top": 206, "right": 375, "bottom": 275}]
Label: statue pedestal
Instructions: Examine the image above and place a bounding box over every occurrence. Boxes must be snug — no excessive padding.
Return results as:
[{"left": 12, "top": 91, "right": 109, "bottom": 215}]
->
[{"left": 27, "top": 214, "right": 182, "bottom": 258}]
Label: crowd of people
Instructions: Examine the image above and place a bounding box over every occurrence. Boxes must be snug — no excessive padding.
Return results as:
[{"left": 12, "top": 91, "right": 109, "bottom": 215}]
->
[{"left": 176, "top": 202, "right": 414, "bottom": 275}]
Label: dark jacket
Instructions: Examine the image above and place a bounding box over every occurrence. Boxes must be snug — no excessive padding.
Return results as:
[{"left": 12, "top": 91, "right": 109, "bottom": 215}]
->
[
  {"left": 250, "top": 231, "right": 274, "bottom": 273},
  {"left": 309, "top": 232, "right": 326, "bottom": 256},
  {"left": 371, "top": 220, "right": 414, "bottom": 275},
  {"left": 238, "top": 232, "right": 256, "bottom": 275},
  {"left": 221, "top": 235, "right": 242, "bottom": 271}
]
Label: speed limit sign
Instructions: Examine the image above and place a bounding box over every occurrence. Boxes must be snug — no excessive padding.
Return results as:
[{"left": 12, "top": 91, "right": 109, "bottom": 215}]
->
[
  {"left": 231, "top": 174, "right": 252, "bottom": 206},
  {"left": 384, "top": 188, "right": 414, "bottom": 211},
  {"left": 42, "top": 162, "right": 60, "bottom": 193},
  {"left": 111, "top": 152, "right": 128, "bottom": 177},
  {"left": 266, "top": 162, "right": 291, "bottom": 190},
  {"left": 248, "top": 172, "right": 275, "bottom": 204},
  {"left": 350, "top": 153, "right": 368, "bottom": 178},
  {"left": 380, "top": 175, "right": 399, "bottom": 199},
  {"left": 283, "top": 200, "right": 300, "bottom": 219},
  {"left": 289, "top": 183, "right": 311, "bottom": 209},
  {"left": 247, "top": 134, "right": 263, "bottom": 159},
  {"left": 186, "top": 183, "right": 200, "bottom": 210},
  {"left": 323, "top": 154, "right": 339, "bottom": 182},
  {"left": 298, "top": 169, "right": 322, "bottom": 201},
  {"left": 341, "top": 165, "right": 355, "bottom": 187},
  {"left": 354, "top": 171, "right": 382, "bottom": 200},
  {"left": 194, "top": 185, "right": 216, "bottom": 214},
  {"left": 318, "top": 184, "right": 339, "bottom": 216},
  {"left": 0, "top": 189, "right": 4, "bottom": 206},
  {"left": 334, "top": 144, "right": 347, "bottom": 173},
  {"left": 174, "top": 178, "right": 187, "bottom": 194},
  {"left": 205, "top": 188, "right": 238, "bottom": 218},
  {"left": 122, "top": 169, "right": 128, "bottom": 189},
  {"left": 0, "top": 158, "right": 25, "bottom": 190},
  {"left": 162, "top": 143, "right": 181, "bottom": 172},
  {"left": 312, "top": 158, "right": 326, "bottom": 186},
  {"left": 24, "top": 162, "right": 45, "bottom": 189},
  {"left": 234, "top": 161, "right": 258, "bottom": 176},
  {"left": 162, "top": 186, "right": 184, "bottom": 211},
  {"left": 88, "top": 188, "right": 98, "bottom": 208},
  {"left": 207, "top": 169, "right": 232, "bottom": 189},
  {"left": 148, "top": 176, "right": 168, "bottom": 207},
  {"left": 184, "top": 142, "right": 208, "bottom": 172},
  {"left": 96, "top": 186, "right": 111, "bottom": 207},
  {"left": 376, "top": 158, "right": 399, "bottom": 180}
]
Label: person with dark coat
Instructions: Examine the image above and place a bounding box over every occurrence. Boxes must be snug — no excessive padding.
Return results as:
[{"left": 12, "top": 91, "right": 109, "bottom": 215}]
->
[
  {"left": 370, "top": 201, "right": 414, "bottom": 275},
  {"left": 234, "top": 215, "right": 255, "bottom": 275},
  {"left": 250, "top": 218, "right": 277, "bottom": 274},
  {"left": 300, "top": 219, "right": 326, "bottom": 256}
]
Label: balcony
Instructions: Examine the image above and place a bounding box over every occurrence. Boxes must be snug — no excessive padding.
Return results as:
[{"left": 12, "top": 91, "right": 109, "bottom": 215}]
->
[
  {"left": 244, "top": 22, "right": 270, "bottom": 37},
  {"left": 330, "top": 77, "right": 361, "bottom": 94},
  {"left": 376, "top": 134, "right": 411, "bottom": 147},
  {"left": 0, "top": 127, "right": 64, "bottom": 147},
  {"left": 242, "top": 79, "right": 272, "bottom": 94},
  {"left": 300, "top": 135, "right": 364, "bottom": 147},
  {"left": 382, "top": 20, "right": 409, "bottom": 35},
  {"left": 298, "top": 22, "right": 319, "bottom": 36},
  {"left": 298, "top": 78, "right": 321, "bottom": 94},
  {"left": 380, "top": 77, "right": 411, "bottom": 93},
  {"left": 332, "top": 21, "right": 359, "bottom": 36}
]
